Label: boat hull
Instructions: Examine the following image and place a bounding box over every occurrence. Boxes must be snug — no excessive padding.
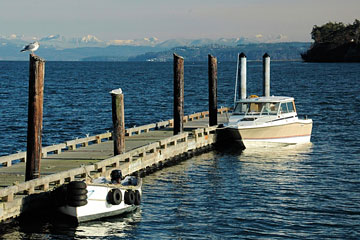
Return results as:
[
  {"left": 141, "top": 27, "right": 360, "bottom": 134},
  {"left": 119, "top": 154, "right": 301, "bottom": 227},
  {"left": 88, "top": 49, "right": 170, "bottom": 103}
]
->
[
  {"left": 58, "top": 183, "right": 141, "bottom": 223},
  {"left": 59, "top": 204, "right": 138, "bottom": 223},
  {"left": 226, "top": 120, "right": 313, "bottom": 147}
]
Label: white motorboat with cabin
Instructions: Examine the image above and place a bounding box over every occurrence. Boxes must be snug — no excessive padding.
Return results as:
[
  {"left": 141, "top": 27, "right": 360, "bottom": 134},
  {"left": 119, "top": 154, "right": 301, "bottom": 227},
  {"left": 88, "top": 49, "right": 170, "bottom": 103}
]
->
[
  {"left": 51, "top": 170, "right": 142, "bottom": 223},
  {"left": 224, "top": 53, "right": 313, "bottom": 148},
  {"left": 226, "top": 95, "right": 313, "bottom": 146}
]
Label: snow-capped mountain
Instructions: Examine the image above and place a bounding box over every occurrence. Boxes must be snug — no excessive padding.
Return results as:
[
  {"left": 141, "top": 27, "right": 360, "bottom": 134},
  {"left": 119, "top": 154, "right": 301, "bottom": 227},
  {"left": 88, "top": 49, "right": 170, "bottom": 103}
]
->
[
  {"left": 0, "top": 33, "right": 294, "bottom": 61},
  {"left": 0, "top": 34, "right": 164, "bottom": 49},
  {"left": 0, "top": 34, "right": 106, "bottom": 49},
  {"left": 39, "top": 34, "right": 106, "bottom": 48},
  {"left": 108, "top": 37, "right": 160, "bottom": 46},
  {"left": 0, "top": 33, "right": 290, "bottom": 50}
]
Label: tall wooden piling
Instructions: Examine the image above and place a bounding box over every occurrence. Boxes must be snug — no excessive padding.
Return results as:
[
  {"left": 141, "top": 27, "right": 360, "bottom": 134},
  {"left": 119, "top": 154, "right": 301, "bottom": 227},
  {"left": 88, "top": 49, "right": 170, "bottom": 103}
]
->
[
  {"left": 110, "top": 88, "right": 125, "bottom": 155},
  {"left": 173, "top": 53, "right": 184, "bottom": 135},
  {"left": 263, "top": 53, "right": 270, "bottom": 97},
  {"left": 208, "top": 54, "right": 218, "bottom": 126},
  {"left": 26, "top": 54, "right": 45, "bottom": 181}
]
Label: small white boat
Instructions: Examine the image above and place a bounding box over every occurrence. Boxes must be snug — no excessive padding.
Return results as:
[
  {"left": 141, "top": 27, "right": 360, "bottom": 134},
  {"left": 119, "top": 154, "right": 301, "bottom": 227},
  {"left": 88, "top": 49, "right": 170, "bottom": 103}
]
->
[
  {"left": 225, "top": 95, "right": 313, "bottom": 147},
  {"left": 224, "top": 53, "right": 313, "bottom": 148},
  {"left": 53, "top": 170, "right": 142, "bottom": 223}
]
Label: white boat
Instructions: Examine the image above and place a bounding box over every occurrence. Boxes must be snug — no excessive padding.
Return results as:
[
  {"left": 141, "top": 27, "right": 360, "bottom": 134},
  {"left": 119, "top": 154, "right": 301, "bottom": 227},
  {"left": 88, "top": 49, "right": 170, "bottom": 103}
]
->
[
  {"left": 53, "top": 170, "right": 142, "bottom": 223},
  {"left": 224, "top": 53, "right": 313, "bottom": 148},
  {"left": 225, "top": 95, "right": 313, "bottom": 147}
]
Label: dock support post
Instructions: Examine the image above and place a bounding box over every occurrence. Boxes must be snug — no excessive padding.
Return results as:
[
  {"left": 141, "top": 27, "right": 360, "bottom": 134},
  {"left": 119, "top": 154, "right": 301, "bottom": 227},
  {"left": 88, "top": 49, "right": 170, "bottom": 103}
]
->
[
  {"left": 240, "top": 53, "right": 247, "bottom": 99},
  {"left": 110, "top": 88, "right": 125, "bottom": 155},
  {"left": 263, "top": 53, "right": 270, "bottom": 97},
  {"left": 208, "top": 54, "right": 217, "bottom": 126},
  {"left": 173, "top": 53, "right": 184, "bottom": 135},
  {"left": 26, "top": 54, "right": 45, "bottom": 181}
]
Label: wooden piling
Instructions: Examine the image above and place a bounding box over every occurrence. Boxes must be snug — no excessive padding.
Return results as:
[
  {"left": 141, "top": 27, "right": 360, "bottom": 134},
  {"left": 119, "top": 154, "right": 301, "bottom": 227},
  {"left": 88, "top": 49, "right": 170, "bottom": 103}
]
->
[
  {"left": 26, "top": 54, "right": 45, "bottom": 181},
  {"left": 173, "top": 53, "right": 184, "bottom": 135},
  {"left": 208, "top": 54, "right": 218, "bottom": 126},
  {"left": 110, "top": 88, "right": 125, "bottom": 155},
  {"left": 263, "top": 53, "right": 270, "bottom": 97}
]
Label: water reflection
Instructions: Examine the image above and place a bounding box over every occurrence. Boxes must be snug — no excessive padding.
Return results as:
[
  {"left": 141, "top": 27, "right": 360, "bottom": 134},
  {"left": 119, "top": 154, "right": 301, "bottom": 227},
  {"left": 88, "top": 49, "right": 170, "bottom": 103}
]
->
[
  {"left": 0, "top": 208, "right": 142, "bottom": 239},
  {"left": 74, "top": 209, "right": 142, "bottom": 239},
  {"left": 241, "top": 143, "right": 313, "bottom": 161},
  {"left": 237, "top": 143, "right": 314, "bottom": 185}
]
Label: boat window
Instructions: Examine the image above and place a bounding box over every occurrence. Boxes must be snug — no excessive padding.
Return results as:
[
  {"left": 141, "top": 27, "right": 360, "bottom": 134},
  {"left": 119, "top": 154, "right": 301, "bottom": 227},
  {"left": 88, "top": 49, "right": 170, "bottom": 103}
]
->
[
  {"left": 286, "top": 101, "right": 295, "bottom": 112},
  {"left": 234, "top": 102, "right": 279, "bottom": 115},
  {"left": 249, "top": 103, "right": 260, "bottom": 113},
  {"left": 279, "top": 101, "right": 295, "bottom": 114},
  {"left": 280, "top": 103, "right": 289, "bottom": 114},
  {"left": 233, "top": 103, "right": 248, "bottom": 114},
  {"left": 261, "top": 103, "right": 279, "bottom": 115}
]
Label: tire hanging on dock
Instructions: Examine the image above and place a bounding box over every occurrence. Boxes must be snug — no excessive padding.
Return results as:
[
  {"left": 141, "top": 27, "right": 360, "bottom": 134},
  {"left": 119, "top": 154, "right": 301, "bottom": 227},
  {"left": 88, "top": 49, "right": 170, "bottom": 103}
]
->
[
  {"left": 107, "top": 188, "right": 122, "bottom": 205},
  {"left": 124, "top": 190, "right": 135, "bottom": 205},
  {"left": 134, "top": 190, "right": 141, "bottom": 205},
  {"left": 66, "top": 181, "right": 88, "bottom": 207}
]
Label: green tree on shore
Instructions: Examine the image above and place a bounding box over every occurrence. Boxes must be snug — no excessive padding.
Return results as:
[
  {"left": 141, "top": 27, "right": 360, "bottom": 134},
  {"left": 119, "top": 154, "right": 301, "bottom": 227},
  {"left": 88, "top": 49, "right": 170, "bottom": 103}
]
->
[
  {"left": 311, "top": 20, "right": 360, "bottom": 44},
  {"left": 302, "top": 19, "right": 360, "bottom": 62}
]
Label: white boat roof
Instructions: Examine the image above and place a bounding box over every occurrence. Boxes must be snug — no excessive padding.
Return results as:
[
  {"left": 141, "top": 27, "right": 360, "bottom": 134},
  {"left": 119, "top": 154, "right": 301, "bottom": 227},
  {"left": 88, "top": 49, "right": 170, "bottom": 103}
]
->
[{"left": 236, "top": 96, "right": 294, "bottom": 103}]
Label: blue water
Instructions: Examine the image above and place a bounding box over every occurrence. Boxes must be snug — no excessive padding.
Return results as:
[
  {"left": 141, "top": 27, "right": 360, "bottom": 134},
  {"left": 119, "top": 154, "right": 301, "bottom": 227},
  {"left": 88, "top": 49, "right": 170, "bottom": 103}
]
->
[{"left": 0, "top": 61, "right": 360, "bottom": 239}]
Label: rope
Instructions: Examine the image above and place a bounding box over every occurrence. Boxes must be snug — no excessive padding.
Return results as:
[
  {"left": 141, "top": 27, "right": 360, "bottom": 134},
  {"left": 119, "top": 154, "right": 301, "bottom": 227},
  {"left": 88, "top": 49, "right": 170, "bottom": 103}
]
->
[{"left": 81, "top": 164, "right": 94, "bottom": 182}]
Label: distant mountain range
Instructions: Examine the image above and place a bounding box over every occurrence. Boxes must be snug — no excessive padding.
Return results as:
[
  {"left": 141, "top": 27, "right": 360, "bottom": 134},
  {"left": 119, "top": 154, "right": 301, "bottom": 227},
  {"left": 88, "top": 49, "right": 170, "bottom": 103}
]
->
[
  {"left": 128, "top": 43, "right": 310, "bottom": 62},
  {"left": 0, "top": 34, "right": 310, "bottom": 61}
]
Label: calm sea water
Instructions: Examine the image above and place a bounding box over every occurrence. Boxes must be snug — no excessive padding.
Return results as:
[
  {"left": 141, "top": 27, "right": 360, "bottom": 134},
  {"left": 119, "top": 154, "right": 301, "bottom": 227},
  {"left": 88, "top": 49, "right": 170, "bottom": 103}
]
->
[{"left": 0, "top": 60, "right": 359, "bottom": 239}]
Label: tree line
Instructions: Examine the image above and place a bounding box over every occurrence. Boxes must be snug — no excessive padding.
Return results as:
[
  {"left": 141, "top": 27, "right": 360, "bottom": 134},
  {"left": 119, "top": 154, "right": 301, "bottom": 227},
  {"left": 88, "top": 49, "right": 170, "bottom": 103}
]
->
[{"left": 302, "top": 19, "right": 360, "bottom": 62}]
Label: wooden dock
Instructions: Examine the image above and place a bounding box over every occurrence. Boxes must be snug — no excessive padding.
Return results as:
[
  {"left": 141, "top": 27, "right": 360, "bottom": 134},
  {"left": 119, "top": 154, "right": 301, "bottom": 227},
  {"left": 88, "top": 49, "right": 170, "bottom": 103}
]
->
[{"left": 0, "top": 109, "right": 230, "bottom": 222}]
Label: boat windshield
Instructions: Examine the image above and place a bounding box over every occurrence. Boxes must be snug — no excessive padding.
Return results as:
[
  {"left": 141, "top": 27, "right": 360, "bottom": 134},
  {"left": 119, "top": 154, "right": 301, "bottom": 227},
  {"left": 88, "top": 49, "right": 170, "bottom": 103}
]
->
[
  {"left": 279, "top": 101, "right": 296, "bottom": 114},
  {"left": 234, "top": 102, "right": 280, "bottom": 115}
]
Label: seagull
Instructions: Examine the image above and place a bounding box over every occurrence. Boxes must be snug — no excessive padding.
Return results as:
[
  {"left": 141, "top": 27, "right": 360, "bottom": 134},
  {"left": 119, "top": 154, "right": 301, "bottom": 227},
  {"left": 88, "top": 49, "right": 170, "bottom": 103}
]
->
[{"left": 20, "top": 41, "right": 40, "bottom": 53}]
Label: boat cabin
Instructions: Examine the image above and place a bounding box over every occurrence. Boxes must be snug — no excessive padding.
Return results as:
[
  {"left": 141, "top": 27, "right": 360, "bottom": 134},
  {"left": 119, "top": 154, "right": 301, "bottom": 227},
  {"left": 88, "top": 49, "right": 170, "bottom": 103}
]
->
[{"left": 233, "top": 96, "right": 297, "bottom": 117}]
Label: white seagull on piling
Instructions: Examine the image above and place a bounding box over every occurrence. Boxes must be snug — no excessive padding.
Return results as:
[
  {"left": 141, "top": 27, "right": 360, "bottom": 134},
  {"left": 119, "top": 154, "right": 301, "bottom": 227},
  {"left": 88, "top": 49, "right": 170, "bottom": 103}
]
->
[{"left": 20, "top": 41, "right": 40, "bottom": 53}]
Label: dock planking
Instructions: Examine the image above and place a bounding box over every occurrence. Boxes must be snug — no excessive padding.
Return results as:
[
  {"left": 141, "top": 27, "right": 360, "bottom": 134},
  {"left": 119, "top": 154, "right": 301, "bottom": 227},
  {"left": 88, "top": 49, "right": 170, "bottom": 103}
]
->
[
  {"left": 0, "top": 110, "right": 229, "bottom": 222},
  {"left": 0, "top": 130, "right": 174, "bottom": 185}
]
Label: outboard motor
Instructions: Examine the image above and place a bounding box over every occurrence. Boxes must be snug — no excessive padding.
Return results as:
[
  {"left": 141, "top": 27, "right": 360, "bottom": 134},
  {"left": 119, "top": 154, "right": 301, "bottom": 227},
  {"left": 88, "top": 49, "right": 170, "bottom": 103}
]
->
[{"left": 110, "top": 170, "right": 122, "bottom": 184}]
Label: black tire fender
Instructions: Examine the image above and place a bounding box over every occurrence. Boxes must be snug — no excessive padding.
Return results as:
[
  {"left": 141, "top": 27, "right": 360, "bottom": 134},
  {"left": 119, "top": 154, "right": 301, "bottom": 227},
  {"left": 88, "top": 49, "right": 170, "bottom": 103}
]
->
[
  {"left": 66, "top": 181, "right": 88, "bottom": 207},
  {"left": 134, "top": 190, "right": 141, "bottom": 205},
  {"left": 68, "top": 181, "right": 86, "bottom": 190},
  {"left": 107, "top": 188, "right": 122, "bottom": 205},
  {"left": 67, "top": 194, "right": 87, "bottom": 201},
  {"left": 124, "top": 190, "right": 135, "bottom": 205},
  {"left": 67, "top": 200, "right": 88, "bottom": 207},
  {"left": 67, "top": 188, "right": 88, "bottom": 196}
]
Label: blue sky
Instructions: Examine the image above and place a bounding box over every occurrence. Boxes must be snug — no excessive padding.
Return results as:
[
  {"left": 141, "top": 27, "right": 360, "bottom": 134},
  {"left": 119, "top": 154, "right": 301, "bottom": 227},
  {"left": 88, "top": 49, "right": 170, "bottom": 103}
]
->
[{"left": 1, "top": 0, "right": 359, "bottom": 41}]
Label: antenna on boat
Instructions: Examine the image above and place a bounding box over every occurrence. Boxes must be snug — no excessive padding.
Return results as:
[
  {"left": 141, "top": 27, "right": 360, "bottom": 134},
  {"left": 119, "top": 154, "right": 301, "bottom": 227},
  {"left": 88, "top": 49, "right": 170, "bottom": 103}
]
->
[{"left": 233, "top": 53, "right": 240, "bottom": 108}]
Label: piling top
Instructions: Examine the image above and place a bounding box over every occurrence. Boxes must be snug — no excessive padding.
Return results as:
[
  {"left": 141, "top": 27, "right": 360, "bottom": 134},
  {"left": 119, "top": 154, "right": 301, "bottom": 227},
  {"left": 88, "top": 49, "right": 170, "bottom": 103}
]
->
[
  {"left": 173, "top": 53, "right": 184, "bottom": 59},
  {"left": 110, "top": 88, "right": 123, "bottom": 95},
  {"left": 263, "top": 53, "right": 270, "bottom": 58},
  {"left": 30, "top": 53, "right": 45, "bottom": 62},
  {"left": 239, "top": 52, "right": 246, "bottom": 58}
]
